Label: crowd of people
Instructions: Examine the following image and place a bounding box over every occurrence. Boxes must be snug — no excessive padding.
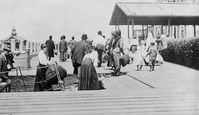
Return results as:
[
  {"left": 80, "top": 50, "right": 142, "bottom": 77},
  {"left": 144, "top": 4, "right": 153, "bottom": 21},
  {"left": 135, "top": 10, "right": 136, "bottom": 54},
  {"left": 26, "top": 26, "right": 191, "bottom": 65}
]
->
[
  {"left": 34, "top": 29, "right": 167, "bottom": 91},
  {"left": 0, "top": 29, "right": 166, "bottom": 92}
]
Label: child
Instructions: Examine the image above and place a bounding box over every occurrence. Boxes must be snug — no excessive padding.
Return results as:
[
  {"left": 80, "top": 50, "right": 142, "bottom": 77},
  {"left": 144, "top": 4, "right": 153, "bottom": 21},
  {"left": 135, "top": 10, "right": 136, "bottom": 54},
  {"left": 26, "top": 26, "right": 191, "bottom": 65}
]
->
[
  {"left": 146, "top": 42, "right": 158, "bottom": 71},
  {"left": 132, "top": 41, "right": 146, "bottom": 71}
]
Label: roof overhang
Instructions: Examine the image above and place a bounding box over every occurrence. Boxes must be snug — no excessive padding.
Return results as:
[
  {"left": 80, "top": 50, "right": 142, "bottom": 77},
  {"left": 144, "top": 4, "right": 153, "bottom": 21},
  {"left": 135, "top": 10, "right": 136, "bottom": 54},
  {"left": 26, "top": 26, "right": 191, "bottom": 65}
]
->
[{"left": 110, "top": 2, "right": 199, "bottom": 25}]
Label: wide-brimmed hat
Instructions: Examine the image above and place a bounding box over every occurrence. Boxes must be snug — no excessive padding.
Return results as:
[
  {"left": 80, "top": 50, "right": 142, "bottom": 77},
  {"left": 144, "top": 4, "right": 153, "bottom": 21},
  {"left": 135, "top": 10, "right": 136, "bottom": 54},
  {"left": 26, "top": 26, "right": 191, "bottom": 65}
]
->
[
  {"left": 3, "top": 47, "right": 11, "bottom": 52},
  {"left": 40, "top": 44, "right": 47, "bottom": 49},
  {"left": 81, "top": 34, "right": 88, "bottom": 40}
]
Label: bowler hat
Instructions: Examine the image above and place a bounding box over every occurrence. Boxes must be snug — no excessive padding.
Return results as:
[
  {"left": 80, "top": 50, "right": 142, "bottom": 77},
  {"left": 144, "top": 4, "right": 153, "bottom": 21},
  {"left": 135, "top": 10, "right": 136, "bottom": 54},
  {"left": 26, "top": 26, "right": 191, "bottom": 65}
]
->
[
  {"left": 81, "top": 34, "right": 88, "bottom": 40},
  {"left": 41, "top": 44, "right": 47, "bottom": 49}
]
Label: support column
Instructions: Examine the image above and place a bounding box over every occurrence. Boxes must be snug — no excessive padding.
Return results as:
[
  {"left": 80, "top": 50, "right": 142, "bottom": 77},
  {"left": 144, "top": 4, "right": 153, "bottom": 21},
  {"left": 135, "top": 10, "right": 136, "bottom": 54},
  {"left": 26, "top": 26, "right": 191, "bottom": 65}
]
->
[
  {"left": 19, "top": 40, "right": 23, "bottom": 51},
  {"left": 132, "top": 18, "right": 134, "bottom": 38},
  {"left": 146, "top": 25, "right": 149, "bottom": 39},
  {"left": 142, "top": 25, "right": 144, "bottom": 40},
  {"left": 115, "top": 25, "right": 117, "bottom": 31},
  {"left": 11, "top": 38, "right": 15, "bottom": 52},
  {"left": 194, "top": 25, "right": 196, "bottom": 37},
  {"left": 127, "top": 20, "right": 130, "bottom": 38},
  {"left": 161, "top": 24, "right": 163, "bottom": 34},
  {"left": 168, "top": 19, "right": 171, "bottom": 37}
]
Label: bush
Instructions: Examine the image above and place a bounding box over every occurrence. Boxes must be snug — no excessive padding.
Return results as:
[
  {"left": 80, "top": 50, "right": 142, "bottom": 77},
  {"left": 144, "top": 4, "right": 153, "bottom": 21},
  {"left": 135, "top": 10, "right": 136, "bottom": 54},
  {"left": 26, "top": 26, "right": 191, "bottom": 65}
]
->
[{"left": 162, "top": 37, "right": 199, "bottom": 69}]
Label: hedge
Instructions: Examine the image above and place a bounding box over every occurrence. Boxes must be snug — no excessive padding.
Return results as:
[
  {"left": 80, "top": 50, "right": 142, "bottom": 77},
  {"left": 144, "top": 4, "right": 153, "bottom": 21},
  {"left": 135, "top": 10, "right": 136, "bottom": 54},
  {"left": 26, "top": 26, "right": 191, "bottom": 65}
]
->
[{"left": 161, "top": 37, "right": 199, "bottom": 69}]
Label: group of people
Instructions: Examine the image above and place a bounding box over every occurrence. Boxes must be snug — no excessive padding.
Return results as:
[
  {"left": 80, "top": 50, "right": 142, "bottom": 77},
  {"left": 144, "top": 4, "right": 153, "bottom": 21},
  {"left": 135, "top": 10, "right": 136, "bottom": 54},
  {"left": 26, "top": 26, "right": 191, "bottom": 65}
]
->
[
  {"left": 127, "top": 32, "right": 165, "bottom": 71},
  {"left": 34, "top": 29, "right": 166, "bottom": 91}
]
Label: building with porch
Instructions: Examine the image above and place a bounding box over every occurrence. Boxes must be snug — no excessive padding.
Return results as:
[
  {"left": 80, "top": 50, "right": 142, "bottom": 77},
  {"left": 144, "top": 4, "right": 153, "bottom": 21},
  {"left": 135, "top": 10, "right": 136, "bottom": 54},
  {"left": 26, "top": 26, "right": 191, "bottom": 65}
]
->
[
  {"left": 110, "top": 0, "right": 199, "bottom": 40},
  {"left": 0, "top": 27, "right": 41, "bottom": 54}
]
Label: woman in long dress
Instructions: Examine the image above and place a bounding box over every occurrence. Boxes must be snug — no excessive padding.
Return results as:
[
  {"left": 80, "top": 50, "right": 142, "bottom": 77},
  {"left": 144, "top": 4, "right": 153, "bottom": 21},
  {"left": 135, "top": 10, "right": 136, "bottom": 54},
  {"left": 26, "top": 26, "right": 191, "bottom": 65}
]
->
[
  {"left": 78, "top": 45, "right": 103, "bottom": 90},
  {"left": 34, "top": 44, "right": 52, "bottom": 91}
]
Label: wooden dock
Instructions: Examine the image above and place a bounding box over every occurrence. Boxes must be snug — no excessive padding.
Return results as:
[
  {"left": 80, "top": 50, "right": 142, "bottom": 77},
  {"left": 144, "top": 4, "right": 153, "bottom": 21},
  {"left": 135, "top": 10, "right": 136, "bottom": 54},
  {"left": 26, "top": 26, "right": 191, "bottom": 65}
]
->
[
  {"left": 1, "top": 57, "right": 199, "bottom": 115},
  {"left": 0, "top": 90, "right": 198, "bottom": 115}
]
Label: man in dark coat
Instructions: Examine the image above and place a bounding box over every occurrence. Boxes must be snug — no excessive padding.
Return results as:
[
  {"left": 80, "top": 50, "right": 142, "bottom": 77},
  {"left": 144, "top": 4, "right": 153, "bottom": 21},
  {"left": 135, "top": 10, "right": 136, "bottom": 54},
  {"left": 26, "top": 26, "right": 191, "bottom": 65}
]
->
[
  {"left": 59, "top": 35, "right": 68, "bottom": 61},
  {"left": 45, "top": 35, "right": 55, "bottom": 60},
  {"left": 71, "top": 34, "right": 89, "bottom": 76},
  {"left": 0, "top": 47, "right": 11, "bottom": 92}
]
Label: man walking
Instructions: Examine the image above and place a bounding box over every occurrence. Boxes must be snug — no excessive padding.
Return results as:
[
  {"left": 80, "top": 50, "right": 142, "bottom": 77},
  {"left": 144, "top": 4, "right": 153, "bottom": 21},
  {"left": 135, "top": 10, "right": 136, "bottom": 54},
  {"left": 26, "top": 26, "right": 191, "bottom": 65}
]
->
[
  {"left": 45, "top": 35, "right": 55, "bottom": 60},
  {"left": 59, "top": 35, "right": 68, "bottom": 61},
  {"left": 93, "top": 31, "right": 106, "bottom": 67},
  {"left": 71, "top": 34, "right": 89, "bottom": 76}
]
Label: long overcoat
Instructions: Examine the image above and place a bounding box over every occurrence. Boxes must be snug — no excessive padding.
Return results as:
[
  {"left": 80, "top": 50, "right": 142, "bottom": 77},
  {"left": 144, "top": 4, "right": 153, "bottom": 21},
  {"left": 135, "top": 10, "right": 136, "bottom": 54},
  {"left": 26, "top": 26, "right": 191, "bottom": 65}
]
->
[{"left": 45, "top": 40, "right": 55, "bottom": 58}]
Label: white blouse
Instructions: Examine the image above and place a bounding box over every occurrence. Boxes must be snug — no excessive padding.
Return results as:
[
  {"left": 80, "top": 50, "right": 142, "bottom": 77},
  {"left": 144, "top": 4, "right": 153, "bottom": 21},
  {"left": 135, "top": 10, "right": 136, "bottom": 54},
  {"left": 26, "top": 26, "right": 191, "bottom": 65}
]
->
[
  {"left": 83, "top": 50, "right": 98, "bottom": 67},
  {"left": 38, "top": 50, "right": 49, "bottom": 65}
]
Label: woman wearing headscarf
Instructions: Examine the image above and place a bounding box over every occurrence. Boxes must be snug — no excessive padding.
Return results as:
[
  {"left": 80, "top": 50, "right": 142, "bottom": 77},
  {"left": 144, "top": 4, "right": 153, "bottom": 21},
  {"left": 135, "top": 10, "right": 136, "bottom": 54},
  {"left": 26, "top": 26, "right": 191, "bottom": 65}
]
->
[{"left": 78, "top": 44, "right": 103, "bottom": 90}]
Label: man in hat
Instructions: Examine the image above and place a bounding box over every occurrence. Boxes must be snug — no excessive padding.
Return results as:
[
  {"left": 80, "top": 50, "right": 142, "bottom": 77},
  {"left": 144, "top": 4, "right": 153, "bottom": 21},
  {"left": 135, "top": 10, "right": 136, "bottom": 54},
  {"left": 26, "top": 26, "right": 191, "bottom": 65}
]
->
[
  {"left": 45, "top": 35, "right": 55, "bottom": 60},
  {"left": 0, "top": 47, "right": 12, "bottom": 92},
  {"left": 59, "top": 35, "right": 68, "bottom": 62},
  {"left": 71, "top": 34, "right": 89, "bottom": 76}
]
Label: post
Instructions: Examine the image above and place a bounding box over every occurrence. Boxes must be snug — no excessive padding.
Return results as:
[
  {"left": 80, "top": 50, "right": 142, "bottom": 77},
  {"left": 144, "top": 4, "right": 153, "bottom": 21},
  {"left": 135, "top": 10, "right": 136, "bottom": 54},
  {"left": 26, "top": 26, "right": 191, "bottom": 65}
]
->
[
  {"left": 146, "top": 25, "right": 149, "bottom": 39},
  {"left": 194, "top": 25, "right": 196, "bottom": 37},
  {"left": 26, "top": 49, "right": 31, "bottom": 69},
  {"left": 132, "top": 18, "right": 134, "bottom": 38},
  {"left": 19, "top": 40, "right": 23, "bottom": 51},
  {"left": 161, "top": 24, "right": 163, "bottom": 34},
  {"left": 127, "top": 20, "right": 130, "bottom": 38},
  {"left": 142, "top": 25, "right": 144, "bottom": 40},
  {"left": 168, "top": 18, "right": 171, "bottom": 37},
  {"left": 11, "top": 38, "right": 15, "bottom": 52}
]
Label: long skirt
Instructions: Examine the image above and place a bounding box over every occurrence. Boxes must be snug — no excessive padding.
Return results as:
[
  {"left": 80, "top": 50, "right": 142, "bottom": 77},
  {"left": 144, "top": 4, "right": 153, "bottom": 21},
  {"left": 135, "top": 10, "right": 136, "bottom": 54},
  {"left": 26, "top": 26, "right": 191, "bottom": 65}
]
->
[
  {"left": 78, "top": 58, "right": 100, "bottom": 90},
  {"left": 34, "top": 64, "right": 67, "bottom": 91},
  {"left": 34, "top": 64, "right": 48, "bottom": 91}
]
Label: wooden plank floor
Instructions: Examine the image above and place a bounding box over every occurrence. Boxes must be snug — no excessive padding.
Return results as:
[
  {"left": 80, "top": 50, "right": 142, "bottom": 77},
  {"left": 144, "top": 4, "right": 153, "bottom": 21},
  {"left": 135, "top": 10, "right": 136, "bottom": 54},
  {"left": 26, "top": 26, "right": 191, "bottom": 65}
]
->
[
  {"left": 0, "top": 90, "right": 198, "bottom": 115},
  {"left": 3, "top": 57, "right": 199, "bottom": 115}
]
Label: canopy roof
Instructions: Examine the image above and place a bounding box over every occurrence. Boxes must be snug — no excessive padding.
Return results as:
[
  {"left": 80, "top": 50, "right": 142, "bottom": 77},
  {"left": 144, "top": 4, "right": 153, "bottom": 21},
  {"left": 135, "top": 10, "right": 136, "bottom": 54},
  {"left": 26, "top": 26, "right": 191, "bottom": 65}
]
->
[{"left": 110, "top": 2, "right": 199, "bottom": 25}]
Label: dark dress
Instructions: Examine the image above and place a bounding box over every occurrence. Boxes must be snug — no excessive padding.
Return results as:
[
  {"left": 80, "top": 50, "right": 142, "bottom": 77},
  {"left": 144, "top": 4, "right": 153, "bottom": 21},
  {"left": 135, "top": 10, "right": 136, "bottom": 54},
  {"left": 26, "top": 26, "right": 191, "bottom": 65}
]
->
[
  {"left": 34, "top": 63, "right": 49, "bottom": 91},
  {"left": 45, "top": 39, "right": 55, "bottom": 60},
  {"left": 78, "top": 58, "right": 100, "bottom": 90},
  {"left": 34, "top": 64, "right": 67, "bottom": 91}
]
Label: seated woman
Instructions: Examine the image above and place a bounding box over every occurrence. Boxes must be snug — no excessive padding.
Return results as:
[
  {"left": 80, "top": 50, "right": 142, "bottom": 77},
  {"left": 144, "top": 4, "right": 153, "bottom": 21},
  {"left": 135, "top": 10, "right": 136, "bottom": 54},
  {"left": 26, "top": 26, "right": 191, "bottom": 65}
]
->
[
  {"left": 78, "top": 45, "right": 103, "bottom": 90},
  {"left": 34, "top": 44, "right": 67, "bottom": 91},
  {"left": 34, "top": 44, "right": 54, "bottom": 91}
]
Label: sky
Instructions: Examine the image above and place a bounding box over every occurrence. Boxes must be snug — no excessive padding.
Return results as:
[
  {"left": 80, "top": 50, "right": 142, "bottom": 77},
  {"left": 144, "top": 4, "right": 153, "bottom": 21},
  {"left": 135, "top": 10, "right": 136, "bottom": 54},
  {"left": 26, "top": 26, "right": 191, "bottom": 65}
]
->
[{"left": 0, "top": 0, "right": 155, "bottom": 43}]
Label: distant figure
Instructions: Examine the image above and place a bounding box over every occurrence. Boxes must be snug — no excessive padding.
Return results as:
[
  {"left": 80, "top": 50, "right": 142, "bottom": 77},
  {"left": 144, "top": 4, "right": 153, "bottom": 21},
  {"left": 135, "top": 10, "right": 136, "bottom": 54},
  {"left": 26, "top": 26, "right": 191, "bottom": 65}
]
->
[
  {"left": 146, "top": 32, "right": 156, "bottom": 50},
  {"left": 146, "top": 42, "right": 158, "bottom": 71},
  {"left": 71, "top": 34, "right": 89, "bottom": 76},
  {"left": 92, "top": 31, "right": 106, "bottom": 67},
  {"left": 59, "top": 35, "right": 68, "bottom": 62},
  {"left": 0, "top": 47, "right": 12, "bottom": 92},
  {"left": 45, "top": 35, "right": 55, "bottom": 60},
  {"left": 69, "top": 36, "right": 76, "bottom": 50}
]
